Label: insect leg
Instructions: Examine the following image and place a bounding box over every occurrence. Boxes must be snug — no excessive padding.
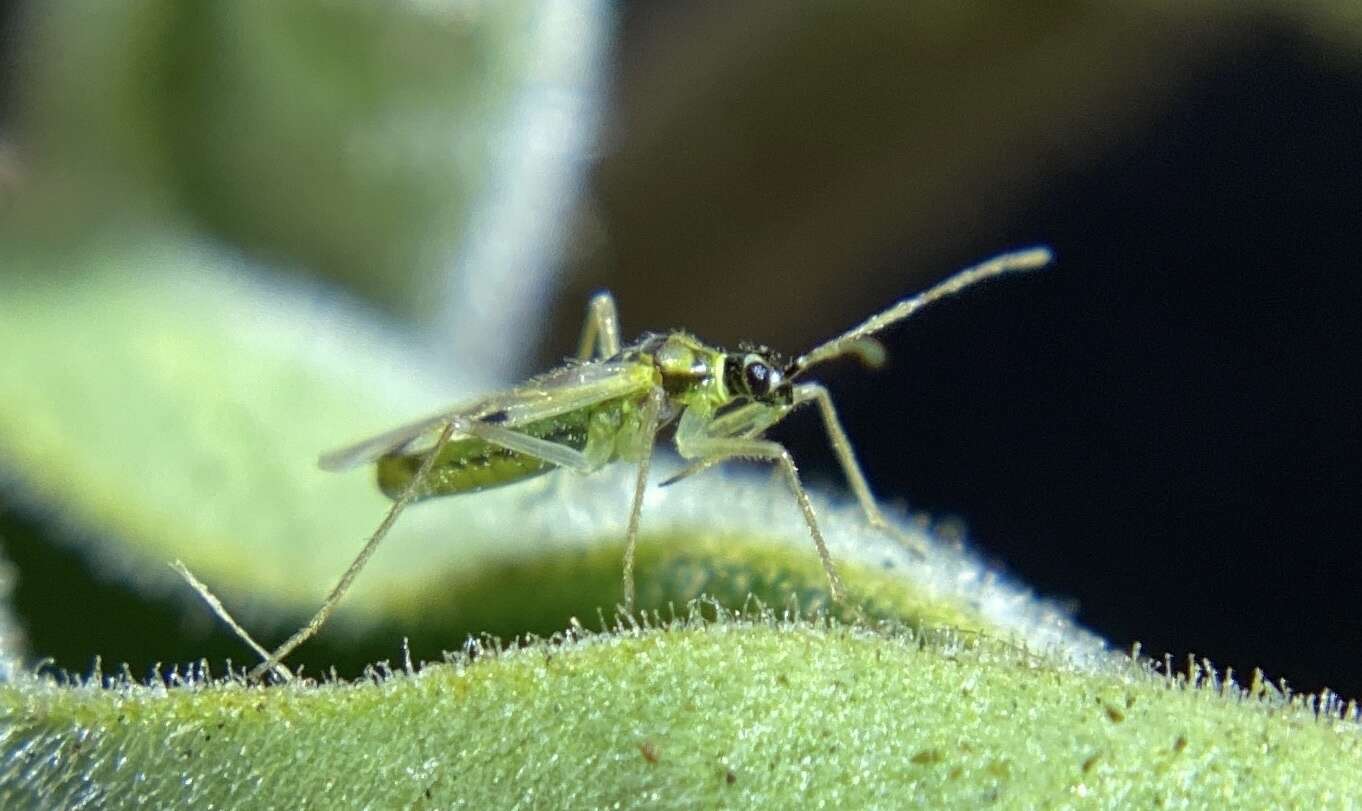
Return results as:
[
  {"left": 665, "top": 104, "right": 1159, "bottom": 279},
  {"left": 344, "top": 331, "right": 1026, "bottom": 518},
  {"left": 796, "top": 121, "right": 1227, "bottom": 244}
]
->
[
  {"left": 575, "top": 292, "right": 622, "bottom": 361},
  {"left": 674, "top": 411, "right": 846, "bottom": 602},
  {"left": 794, "top": 383, "right": 927, "bottom": 554},
  {"left": 248, "top": 418, "right": 462, "bottom": 680},
  {"left": 658, "top": 401, "right": 789, "bottom": 487},
  {"left": 463, "top": 420, "right": 598, "bottom": 473},
  {"left": 171, "top": 561, "right": 293, "bottom": 681},
  {"left": 619, "top": 386, "right": 667, "bottom": 613}
]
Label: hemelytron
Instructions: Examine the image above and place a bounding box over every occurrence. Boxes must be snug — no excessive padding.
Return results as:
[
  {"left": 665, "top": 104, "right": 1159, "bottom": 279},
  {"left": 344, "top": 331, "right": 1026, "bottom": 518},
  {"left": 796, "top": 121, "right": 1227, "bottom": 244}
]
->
[{"left": 184, "top": 248, "right": 1053, "bottom": 679}]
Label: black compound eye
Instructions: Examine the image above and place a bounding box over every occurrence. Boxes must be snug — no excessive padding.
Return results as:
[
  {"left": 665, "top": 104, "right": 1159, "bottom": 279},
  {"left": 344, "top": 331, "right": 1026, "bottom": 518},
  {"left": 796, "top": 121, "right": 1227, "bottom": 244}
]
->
[{"left": 743, "top": 357, "right": 772, "bottom": 395}]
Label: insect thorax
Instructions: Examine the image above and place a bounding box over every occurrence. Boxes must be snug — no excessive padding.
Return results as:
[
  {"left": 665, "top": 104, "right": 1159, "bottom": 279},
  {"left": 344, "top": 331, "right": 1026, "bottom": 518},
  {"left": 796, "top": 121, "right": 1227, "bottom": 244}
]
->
[{"left": 634, "top": 332, "right": 730, "bottom": 411}]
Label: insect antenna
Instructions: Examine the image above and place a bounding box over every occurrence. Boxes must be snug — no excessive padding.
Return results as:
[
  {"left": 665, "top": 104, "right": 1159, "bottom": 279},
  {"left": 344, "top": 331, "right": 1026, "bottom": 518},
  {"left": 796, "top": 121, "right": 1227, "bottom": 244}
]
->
[{"left": 789, "top": 247, "right": 1053, "bottom": 377}]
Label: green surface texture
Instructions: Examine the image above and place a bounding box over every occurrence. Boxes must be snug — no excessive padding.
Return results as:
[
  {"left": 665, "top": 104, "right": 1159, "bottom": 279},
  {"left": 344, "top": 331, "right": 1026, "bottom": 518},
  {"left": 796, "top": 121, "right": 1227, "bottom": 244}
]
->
[{"left": 3, "top": 618, "right": 1360, "bottom": 808}]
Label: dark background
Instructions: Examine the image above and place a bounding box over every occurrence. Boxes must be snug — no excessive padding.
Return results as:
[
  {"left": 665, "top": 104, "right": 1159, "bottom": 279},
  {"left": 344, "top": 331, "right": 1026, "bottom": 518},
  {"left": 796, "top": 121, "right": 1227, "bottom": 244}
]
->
[{"left": 551, "top": 8, "right": 1362, "bottom": 699}]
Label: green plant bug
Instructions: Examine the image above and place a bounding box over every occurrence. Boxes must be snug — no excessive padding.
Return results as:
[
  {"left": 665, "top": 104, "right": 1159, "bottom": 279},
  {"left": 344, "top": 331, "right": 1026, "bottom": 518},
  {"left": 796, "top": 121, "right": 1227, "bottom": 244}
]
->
[{"left": 181, "top": 248, "right": 1052, "bottom": 680}]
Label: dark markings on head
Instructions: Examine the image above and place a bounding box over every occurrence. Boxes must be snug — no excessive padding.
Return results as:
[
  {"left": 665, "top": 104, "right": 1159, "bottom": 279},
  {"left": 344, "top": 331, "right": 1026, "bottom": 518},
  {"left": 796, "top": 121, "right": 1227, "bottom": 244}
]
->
[
  {"left": 723, "top": 356, "right": 747, "bottom": 400},
  {"left": 726, "top": 352, "right": 789, "bottom": 402}
]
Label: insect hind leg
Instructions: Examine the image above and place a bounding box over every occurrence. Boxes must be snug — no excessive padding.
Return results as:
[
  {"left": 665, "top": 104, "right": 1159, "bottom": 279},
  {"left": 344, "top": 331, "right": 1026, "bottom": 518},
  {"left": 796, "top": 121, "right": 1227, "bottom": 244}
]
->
[
  {"left": 247, "top": 418, "right": 461, "bottom": 680},
  {"left": 464, "top": 420, "right": 597, "bottom": 473},
  {"left": 576, "top": 292, "right": 622, "bottom": 361},
  {"left": 172, "top": 561, "right": 293, "bottom": 681}
]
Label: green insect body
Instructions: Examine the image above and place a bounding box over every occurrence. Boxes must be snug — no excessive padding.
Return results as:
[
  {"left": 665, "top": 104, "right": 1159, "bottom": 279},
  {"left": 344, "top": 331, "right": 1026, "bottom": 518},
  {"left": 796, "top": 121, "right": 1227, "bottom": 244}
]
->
[
  {"left": 189, "top": 248, "right": 1054, "bottom": 681},
  {"left": 375, "top": 399, "right": 611, "bottom": 499},
  {"left": 375, "top": 334, "right": 728, "bottom": 500},
  {"left": 376, "top": 413, "right": 579, "bottom": 499}
]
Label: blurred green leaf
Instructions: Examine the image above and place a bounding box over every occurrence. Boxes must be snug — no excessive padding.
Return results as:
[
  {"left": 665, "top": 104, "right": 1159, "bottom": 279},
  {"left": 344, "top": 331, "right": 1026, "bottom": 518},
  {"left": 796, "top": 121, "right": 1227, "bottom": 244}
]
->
[
  {"left": 14, "top": 0, "right": 587, "bottom": 318},
  {"left": 0, "top": 241, "right": 468, "bottom": 641}
]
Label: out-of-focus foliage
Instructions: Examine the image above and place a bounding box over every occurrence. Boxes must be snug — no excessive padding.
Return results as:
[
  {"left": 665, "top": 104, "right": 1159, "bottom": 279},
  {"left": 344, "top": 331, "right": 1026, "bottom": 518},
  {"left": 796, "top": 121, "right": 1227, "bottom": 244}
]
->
[{"left": 13, "top": 1, "right": 545, "bottom": 316}]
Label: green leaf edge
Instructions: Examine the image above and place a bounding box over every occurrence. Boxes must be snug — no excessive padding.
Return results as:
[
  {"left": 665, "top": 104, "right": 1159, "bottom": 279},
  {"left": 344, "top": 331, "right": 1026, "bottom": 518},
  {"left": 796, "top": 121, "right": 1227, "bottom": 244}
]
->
[{"left": 2, "top": 613, "right": 1359, "bottom": 808}]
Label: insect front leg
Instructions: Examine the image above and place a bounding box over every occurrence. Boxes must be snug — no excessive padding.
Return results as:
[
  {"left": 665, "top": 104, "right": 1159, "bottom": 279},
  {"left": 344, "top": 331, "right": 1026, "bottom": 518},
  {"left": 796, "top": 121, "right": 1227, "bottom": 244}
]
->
[
  {"left": 658, "top": 401, "right": 791, "bottom": 487},
  {"left": 673, "top": 408, "right": 847, "bottom": 603},
  {"left": 575, "top": 292, "right": 622, "bottom": 361},
  {"left": 793, "top": 383, "right": 927, "bottom": 555}
]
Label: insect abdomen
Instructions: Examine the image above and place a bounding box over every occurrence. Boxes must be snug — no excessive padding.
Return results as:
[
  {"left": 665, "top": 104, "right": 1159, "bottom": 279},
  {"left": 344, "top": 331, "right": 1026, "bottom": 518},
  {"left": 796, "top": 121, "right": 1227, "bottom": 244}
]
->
[{"left": 375, "top": 412, "right": 592, "bottom": 501}]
